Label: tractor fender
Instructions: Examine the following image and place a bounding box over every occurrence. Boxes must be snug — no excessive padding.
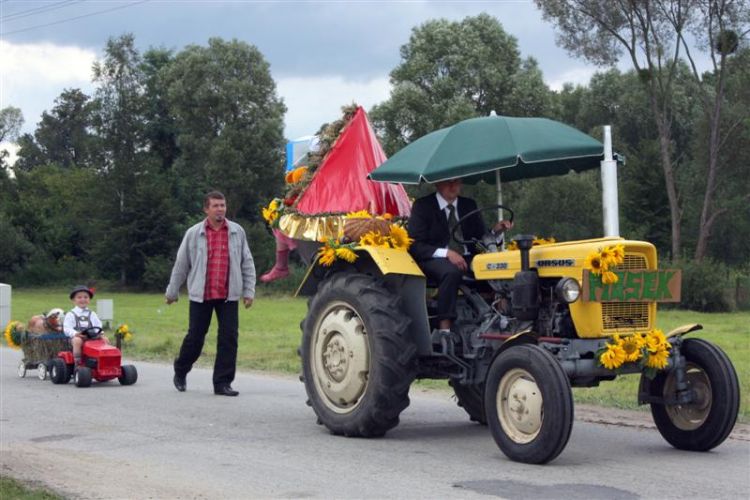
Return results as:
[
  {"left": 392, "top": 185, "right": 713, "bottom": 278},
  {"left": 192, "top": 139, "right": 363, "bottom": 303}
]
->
[{"left": 665, "top": 323, "right": 703, "bottom": 338}]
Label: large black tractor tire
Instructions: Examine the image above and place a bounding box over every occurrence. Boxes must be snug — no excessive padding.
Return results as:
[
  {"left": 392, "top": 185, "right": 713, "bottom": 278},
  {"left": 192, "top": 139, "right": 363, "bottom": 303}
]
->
[
  {"left": 118, "top": 365, "right": 138, "bottom": 386},
  {"left": 645, "top": 338, "right": 739, "bottom": 451},
  {"left": 450, "top": 379, "right": 487, "bottom": 425},
  {"left": 300, "top": 273, "right": 417, "bottom": 437},
  {"left": 50, "top": 358, "right": 68, "bottom": 384},
  {"left": 485, "top": 344, "right": 574, "bottom": 464}
]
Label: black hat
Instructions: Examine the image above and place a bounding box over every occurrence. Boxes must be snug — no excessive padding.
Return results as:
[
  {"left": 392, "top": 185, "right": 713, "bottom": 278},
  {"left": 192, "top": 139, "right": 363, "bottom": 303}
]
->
[{"left": 69, "top": 285, "right": 94, "bottom": 300}]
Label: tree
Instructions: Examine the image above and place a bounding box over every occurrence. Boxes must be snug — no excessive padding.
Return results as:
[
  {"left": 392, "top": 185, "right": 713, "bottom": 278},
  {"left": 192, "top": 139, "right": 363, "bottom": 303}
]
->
[
  {"left": 92, "top": 33, "right": 149, "bottom": 284},
  {"left": 14, "top": 89, "right": 99, "bottom": 171},
  {"left": 161, "top": 38, "right": 286, "bottom": 220},
  {"left": 535, "top": 0, "right": 750, "bottom": 260},
  {"left": 0, "top": 106, "right": 23, "bottom": 143},
  {"left": 370, "top": 14, "right": 553, "bottom": 155}
]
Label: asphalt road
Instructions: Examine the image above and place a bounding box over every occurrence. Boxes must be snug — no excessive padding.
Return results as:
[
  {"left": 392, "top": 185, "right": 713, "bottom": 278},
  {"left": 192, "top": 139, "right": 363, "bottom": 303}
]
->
[{"left": 1, "top": 347, "right": 748, "bottom": 499}]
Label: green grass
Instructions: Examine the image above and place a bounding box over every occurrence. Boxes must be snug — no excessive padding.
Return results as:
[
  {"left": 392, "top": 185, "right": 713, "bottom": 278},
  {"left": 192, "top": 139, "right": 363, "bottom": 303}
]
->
[
  {"left": 0, "top": 476, "right": 63, "bottom": 500},
  {"left": 6, "top": 288, "right": 749, "bottom": 419}
]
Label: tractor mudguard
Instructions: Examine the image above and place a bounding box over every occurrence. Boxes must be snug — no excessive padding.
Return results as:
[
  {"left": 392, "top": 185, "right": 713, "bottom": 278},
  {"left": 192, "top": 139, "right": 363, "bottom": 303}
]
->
[{"left": 666, "top": 323, "right": 703, "bottom": 338}]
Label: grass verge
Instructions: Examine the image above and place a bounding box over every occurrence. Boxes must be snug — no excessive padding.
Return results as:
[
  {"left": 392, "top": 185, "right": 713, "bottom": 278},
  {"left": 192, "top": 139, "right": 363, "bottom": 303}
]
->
[
  {"left": 5, "top": 288, "right": 748, "bottom": 420},
  {"left": 0, "top": 476, "right": 63, "bottom": 500}
]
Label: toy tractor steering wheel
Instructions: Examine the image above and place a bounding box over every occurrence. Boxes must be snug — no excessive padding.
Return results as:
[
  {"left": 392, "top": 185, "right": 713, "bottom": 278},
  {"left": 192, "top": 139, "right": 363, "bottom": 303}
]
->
[
  {"left": 83, "top": 327, "right": 103, "bottom": 340},
  {"left": 450, "top": 204, "right": 515, "bottom": 253}
]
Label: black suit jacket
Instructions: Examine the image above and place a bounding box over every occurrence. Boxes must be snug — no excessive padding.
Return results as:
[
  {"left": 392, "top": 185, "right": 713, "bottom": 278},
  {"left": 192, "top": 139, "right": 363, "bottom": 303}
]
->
[{"left": 408, "top": 193, "right": 486, "bottom": 262}]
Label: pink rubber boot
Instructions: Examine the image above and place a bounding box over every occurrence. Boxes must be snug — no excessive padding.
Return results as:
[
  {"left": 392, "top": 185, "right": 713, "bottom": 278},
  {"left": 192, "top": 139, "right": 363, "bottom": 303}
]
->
[{"left": 260, "top": 249, "right": 290, "bottom": 283}]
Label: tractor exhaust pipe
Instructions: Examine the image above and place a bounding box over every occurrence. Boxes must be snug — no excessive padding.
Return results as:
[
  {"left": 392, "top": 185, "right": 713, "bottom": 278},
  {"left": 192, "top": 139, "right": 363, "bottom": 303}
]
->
[{"left": 601, "top": 125, "right": 620, "bottom": 237}]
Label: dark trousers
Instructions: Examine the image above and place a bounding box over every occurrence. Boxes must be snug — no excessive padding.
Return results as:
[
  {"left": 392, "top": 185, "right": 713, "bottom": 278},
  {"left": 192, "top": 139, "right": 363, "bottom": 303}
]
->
[
  {"left": 174, "top": 300, "right": 238, "bottom": 387},
  {"left": 419, "top": 258, "right": 465, "bottom": 322}
]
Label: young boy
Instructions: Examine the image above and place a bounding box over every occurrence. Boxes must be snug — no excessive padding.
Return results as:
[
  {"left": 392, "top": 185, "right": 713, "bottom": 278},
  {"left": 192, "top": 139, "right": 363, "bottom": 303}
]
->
[{"left": 63, "top": 285, "right": 106, "bottom": 365}]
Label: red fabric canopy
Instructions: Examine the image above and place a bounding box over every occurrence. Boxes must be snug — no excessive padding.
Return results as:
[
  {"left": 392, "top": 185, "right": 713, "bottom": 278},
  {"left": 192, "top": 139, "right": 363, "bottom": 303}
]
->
[{"left": 296, "top": 107, "right": 411, "bottom": 216}]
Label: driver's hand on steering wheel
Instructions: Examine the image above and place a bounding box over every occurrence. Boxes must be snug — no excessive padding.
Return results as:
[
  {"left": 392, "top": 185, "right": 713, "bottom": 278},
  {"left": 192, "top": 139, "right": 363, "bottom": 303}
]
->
[
  {"left": 446, "top": 249, "right": 468, "bottom": 272},
  {"left": 492, "top": 219, "right": 513, "bottom": 233}
]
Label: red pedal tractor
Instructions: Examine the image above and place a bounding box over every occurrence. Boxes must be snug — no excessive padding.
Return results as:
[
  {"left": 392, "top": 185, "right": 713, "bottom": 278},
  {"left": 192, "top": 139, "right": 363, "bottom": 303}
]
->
[{"left": 50, "top": 327, "right": 138, "bottom": 387}]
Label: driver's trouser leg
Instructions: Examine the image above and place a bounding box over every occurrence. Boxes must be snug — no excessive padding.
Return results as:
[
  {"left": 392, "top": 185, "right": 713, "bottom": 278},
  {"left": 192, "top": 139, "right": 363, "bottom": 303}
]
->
[{"left": 420, "top": 258, "right": 463, "bottom": 324}]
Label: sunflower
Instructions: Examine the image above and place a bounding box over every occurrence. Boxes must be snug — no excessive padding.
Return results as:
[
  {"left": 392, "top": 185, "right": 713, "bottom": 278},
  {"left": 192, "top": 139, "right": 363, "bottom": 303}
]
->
[
  {"left": 621, "top": 334, "right": 644, "bottom": 363},
  {"left": 3, "top": 320, "right": 23, "bottom": 349},
  {"left": 645, "top": 328, "right": 670, "bottom": 353},
  {"left": 584, "top": 252, "right": 606, "bottom": 275},
  {"left": 599, "top": 246, "right": 615, "bottom": 267},
  {"left": 388, "top": 224, "right": 412, "bottom": 250},
  {"left": 601, "top": 270, "right": 619, "bottom": 284},
  {"left": 335, "top": 247, "right": 358, "bottom": 263},
  {"left": 600, "top": 342, "right": 626, "bottom": 370},
  {"left": 645, "top": 347, "right": 670, "bottom": 369},
  {"left": 359, "top": 230, "right": 385, "bottom": 247},
  {"left": 318, "top": 247, "right": 336, "bottom": 266},
  {"left": 345, "top": 210, "right": 372, "bottom": 219},
  {"left": 610, "top": 244, "right": 626, "bottom": 265}
]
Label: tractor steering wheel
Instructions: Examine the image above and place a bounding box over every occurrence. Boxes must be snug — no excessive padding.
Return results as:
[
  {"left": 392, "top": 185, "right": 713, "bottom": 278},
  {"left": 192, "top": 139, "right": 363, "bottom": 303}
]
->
[
  {"left": 83, "top": 327, "right": 103, "bottom": 340},
  {"left": 450, "top": 204, "right": 515, "bottom": 253}
]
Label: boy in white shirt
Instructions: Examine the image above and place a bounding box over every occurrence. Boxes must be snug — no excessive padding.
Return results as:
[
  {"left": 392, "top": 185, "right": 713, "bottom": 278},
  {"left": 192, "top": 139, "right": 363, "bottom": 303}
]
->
[{"left": 63, "top": 285, "right": 107, "bottom": 365}]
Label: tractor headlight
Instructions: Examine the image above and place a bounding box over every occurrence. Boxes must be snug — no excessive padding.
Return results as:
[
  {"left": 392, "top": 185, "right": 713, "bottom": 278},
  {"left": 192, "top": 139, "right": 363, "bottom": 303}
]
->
[{"left": 555, "top": 278, "right": 580, "bottom": 303}]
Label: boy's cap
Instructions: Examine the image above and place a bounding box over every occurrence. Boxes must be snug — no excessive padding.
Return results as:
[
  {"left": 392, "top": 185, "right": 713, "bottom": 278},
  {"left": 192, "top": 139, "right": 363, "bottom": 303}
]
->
[{"left": 69, "top": 285, "right": 94, "bottom": 299}]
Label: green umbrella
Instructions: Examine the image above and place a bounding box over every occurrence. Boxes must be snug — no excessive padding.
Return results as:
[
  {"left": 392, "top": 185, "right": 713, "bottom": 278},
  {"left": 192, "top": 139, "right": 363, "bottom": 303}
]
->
[{"left": 370, "top": 115, "right": 613, "bottom": 184}]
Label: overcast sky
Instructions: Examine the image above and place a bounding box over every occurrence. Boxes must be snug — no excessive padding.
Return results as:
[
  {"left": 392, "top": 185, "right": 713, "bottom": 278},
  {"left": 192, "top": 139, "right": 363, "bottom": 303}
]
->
[{"left": 2, "top": 0, "right": 615, "bottom": 147}]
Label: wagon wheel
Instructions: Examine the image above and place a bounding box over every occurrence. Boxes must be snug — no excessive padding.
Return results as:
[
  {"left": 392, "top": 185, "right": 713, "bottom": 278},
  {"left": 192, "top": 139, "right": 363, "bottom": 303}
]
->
[
  {"left": 37, "top": 362, "right": 48, "bottom": 381},
  {"left": 17, "top": 360, "right": 27, "bottom": 378}
]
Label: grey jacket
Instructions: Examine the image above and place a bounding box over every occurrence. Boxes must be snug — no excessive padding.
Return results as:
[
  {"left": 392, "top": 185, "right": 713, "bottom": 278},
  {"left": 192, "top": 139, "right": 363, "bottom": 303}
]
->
[{"left": 165, "top": 219, "right": 256, "bottom": 303}]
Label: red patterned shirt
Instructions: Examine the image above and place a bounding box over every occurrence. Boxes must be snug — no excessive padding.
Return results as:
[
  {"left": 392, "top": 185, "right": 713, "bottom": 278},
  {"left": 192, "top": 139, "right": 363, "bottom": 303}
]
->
[{"left": 204, "top": 219, "right": 229, "bottom": 300}]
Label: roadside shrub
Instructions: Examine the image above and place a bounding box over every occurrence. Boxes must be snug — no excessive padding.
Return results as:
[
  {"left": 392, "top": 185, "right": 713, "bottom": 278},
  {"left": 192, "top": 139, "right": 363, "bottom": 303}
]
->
[
  {"left": 141, "top": 255, "right": 174, "bottom": 291},
  {"left": 8, "top": 254, "right": 94, "bottom": 287},
  {"left": 673, "top": 258, "right": 734, "bottom": 312}
]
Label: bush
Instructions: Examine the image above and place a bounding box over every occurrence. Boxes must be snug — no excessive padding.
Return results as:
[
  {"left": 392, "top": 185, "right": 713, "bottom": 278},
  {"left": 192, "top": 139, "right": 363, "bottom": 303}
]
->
[
  {"left": 141, "top": 255, "right": 174, "bottom": 291},
  {"left": 673, "top": 258, "right": 735, "bottom": 312},
  {"left": 8, "top": 254, "right": 95, "bottom": 287}
]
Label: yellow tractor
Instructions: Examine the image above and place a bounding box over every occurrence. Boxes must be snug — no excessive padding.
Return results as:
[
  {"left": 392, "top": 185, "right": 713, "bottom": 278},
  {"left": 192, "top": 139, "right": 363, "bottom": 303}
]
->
[{"left": 295, "top": 117, "right": 740, "bottom": 464}]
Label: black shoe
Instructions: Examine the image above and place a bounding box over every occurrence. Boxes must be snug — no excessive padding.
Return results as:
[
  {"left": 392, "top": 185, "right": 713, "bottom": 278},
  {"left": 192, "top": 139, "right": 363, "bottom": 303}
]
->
[
  {"left": 173, "top": 374, "right": 186, "bottom": 392},
  {"left": 214, "top": 385, "right": 239, "bottom": 397}
]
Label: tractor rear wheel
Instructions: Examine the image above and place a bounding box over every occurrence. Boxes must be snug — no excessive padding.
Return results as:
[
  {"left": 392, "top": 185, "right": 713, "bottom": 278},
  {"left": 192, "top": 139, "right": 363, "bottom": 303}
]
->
[
  {"left": 485, "top": 344, "right": 573, "bottom": 464},
  {"left": 119, "top": 365, "right": 138, "bottom": 385},
  {"left": 50, "top": 358, "right": 68, "bottom": 384},
  {"left": 300, "top": 273, "right": 417, "bottom": 437},
  {"left": 450, "top": 379, "right": 487, "bottom": 425},
  {"left": 645, "top": 338, "right": 739, "bottom": 451}
]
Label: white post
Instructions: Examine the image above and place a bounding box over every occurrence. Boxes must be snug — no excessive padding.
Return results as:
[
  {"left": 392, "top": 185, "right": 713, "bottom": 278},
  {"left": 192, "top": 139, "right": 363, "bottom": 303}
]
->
[
  {"left": 0, "top": 284, "right": 10, "bottom": 328},
  {"left": 97, "top": 299, "right": 114, "bottom": 330},
  {"left": 601, "top": 125, "right": 620, "bottom": 237}
]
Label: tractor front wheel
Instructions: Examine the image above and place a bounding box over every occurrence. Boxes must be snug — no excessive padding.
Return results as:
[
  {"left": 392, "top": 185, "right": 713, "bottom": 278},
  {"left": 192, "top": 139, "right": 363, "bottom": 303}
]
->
[
  {"left": 645, "top": 338, "right": 739, "bottom": 451},
  {"left": 485, "top": 344, "right": 573, "bottom": 464},
  {"left": 74, "top": 366, "right": 92, "bottom": 387},
  {"left": 300, "top": 273, "right": 417, "bottom": 437},
  {"left": 119, "top": 365, "right": 138, "bottom": 385}
]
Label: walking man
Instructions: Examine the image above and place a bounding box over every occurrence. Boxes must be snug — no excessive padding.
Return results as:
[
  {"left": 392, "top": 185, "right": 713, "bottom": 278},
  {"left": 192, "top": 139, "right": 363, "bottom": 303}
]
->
[{"left": 165, "top": 191, "right": 256, "bottom": 396}]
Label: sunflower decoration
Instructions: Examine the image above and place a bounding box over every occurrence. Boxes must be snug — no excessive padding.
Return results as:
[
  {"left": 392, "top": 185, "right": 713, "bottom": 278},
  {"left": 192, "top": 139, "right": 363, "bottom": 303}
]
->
[
  {"left": 505, "top": 236, "right": 556, "bottom": 251},
  {"left": 599, "top": 335, "right": 626, "bottom": 370},
  {"left": 597, "top": 329, "right": 672, "bottom": 375},
  {"left": 388, "top": 223, "right": 413, "bottom": 250},
  {"left": 262, "top": 198, "right": 283, "bottom": 227},
  {"left": 317, "top": 238, "right": 359, "bottom": 267},
  {"left": 114, "top": 323, "right": 134, "bottom": 343},
  {"left": 3, "top": 320, "right": 24, "bottom": 349},
  {"left": 585, "top": 244, "right": 626, "bottom": 283}
]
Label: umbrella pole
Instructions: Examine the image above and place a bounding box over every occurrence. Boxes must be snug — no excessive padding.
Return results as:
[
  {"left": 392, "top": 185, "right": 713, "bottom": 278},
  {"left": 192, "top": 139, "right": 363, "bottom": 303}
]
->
[
  {"left": 496, "top": 170, "right": 505, "bottom": 250},
  {"left": 601, "top": 125, "right": 620, "bottom": 237}
]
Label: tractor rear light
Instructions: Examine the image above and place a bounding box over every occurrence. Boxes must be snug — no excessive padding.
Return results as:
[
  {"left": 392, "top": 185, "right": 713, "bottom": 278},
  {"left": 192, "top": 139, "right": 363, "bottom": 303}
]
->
[{"left": 556, "top": 278, "right": 580, "bottom": 303}]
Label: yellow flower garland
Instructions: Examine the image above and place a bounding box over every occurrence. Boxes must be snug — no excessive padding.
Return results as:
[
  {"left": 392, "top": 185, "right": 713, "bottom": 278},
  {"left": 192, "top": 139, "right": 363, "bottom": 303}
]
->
[
  {"left": 597, "top": 329, "right": 672, "bottom": 372},
  {"left": 3, "top": 320, "right": 23, "bottom": 349}
]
